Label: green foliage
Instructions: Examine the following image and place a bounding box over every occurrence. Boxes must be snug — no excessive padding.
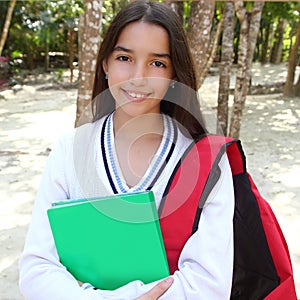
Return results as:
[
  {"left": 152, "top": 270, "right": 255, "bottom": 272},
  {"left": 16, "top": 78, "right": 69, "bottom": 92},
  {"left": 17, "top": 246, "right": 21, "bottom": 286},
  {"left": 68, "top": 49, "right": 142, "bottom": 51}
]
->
[
  {"left": 260, "top": 2, "right": 300, "bottom": 63},
  {"left": 102, "top": 0, "right": 130, "bottom": 36},
  {"left": 1, "top": 0, "right": 300, "bottom": 72},
  {"left": 0, "top": 2, "right": 8, "bottom": 30},
  {"left": 263, "top": 1, "right": 298, "bottom": 21},
  {"left": 11, "top": 50, "right": 22, "bottom": 60},
  {"left": 53, "top": 68, "right": 65, "bottom": 82},
  {"left": 182, "top": 1, "right": 192, "bottom": 30},
  {"left": 3, "top": 0, "right": 83, "bottom": 69}
]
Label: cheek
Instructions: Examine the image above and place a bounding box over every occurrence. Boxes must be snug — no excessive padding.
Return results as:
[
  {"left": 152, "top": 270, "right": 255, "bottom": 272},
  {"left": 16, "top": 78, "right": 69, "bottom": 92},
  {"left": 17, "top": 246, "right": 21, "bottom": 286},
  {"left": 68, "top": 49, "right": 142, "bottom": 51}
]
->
[
  {"left": 107, "top": 69, "right": 128, "bottom": 104},
  {"left": 150, "top": 77, "right": 171, "bottom": 98},
  {"left": 108, "top": 67, "right": 129, "bottom": 86}
]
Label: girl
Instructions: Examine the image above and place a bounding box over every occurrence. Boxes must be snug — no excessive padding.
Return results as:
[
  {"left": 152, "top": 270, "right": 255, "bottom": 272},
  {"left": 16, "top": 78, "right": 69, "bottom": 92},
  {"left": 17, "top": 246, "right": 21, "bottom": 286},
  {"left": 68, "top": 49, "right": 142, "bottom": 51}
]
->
[{"left": 19, "top": 1, "right": 234, "bottom": 299}]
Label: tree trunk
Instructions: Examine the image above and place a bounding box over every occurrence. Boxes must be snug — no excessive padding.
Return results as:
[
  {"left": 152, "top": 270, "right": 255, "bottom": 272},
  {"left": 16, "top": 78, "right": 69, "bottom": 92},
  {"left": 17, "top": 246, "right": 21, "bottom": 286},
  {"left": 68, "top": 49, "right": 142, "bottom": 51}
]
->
[
  {"left": 283, "top": 19, "right": 300, "bottom": 97},
  {"left": 75, "top": 0, "right": 103, "bottom": 127},
  {"left": 293, "top": 71, "right": 300, "bottom": 96},
  {"left": 0, "top": 0, "right": 17, "bottom": 56},
  {"left": 217, "top": 1, "right": 235, "bottom": 136},
  {"left": 270, "top": 18, "right": 287, "bottom": 64},
  {"left": 229, "top": 1, "right": 264, "bottom": 139},
  {"left": 261, "top": 20, "right": 271, "bottom": 64},
  {"left": 268, "top": 23, "right": 275, "bottom": 63},
  {"left": 198, "top": 18, "right": 223, "bottom": 88},
  {"left": 26, "top": 49, "right": 34, "bottom": 70},
  {"left": 69, "top": 28, "right": 75, "bottom": 83},
  {"left": 44, "top": 34, "right": 50, "bottom": 72},
  {"left": 187, "top": 0, "right": 215, "bottom": 89},
  {"left": 247, "top": 2, "right": 264, "bottom": 77}
]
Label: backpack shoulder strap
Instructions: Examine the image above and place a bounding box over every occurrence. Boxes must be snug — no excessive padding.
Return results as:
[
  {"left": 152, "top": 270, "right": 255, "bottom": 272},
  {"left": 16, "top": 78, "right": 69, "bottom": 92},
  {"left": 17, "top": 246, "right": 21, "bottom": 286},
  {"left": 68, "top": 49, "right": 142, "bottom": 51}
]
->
[
  {"left": 159, "top": 135, "right": 230, "bottom": 219},
  {"left": 191, "top": 135, "right": 238, "bottom": 233},
  {"left": 159, "top": 135, "right": 232, "bottom": 273}
]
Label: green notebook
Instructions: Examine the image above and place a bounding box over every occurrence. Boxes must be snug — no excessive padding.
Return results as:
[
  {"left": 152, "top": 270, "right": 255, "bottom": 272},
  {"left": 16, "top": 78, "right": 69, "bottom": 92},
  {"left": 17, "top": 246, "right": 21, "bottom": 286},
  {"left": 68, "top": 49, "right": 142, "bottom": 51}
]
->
[{"left": 47, "top": 191, "right": 170, "bottom": 290}]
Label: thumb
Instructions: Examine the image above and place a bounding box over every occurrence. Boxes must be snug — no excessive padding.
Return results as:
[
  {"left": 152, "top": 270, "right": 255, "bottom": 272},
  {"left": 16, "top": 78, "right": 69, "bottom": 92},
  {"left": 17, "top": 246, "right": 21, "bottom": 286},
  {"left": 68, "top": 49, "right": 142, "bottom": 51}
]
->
[{"left": 146, "top": 277, "right": 174, "bottom": 299}]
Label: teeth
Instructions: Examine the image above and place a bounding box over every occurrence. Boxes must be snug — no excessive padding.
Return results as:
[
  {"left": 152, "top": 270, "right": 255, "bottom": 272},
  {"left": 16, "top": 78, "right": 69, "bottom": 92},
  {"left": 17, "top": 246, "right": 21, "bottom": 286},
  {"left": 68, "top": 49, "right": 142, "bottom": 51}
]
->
[{"left": 127, "top": 91, "right": 146, "bottom": 98}]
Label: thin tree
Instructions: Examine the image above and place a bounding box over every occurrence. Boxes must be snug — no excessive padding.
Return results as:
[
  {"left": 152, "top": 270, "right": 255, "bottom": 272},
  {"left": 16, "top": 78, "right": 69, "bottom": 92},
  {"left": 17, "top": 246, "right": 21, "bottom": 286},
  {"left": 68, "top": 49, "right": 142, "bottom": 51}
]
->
[
  {"left": 69, "top": 27, "right": 76, "bottom": 83},
  {"left": 187, "top": 0, "right": 215, "bottom": 89},
  {"left": 59, "top": 0, "right": 83, "bottom": 83},
  {"left": 283, "top": 18, "right": 300, "bottom": 97},
  {"left": 0, "top": 0, "right": 17, "bottom": 56},
  {"left": 229, "top": 1, "right": 264, "bottom": 138},
  {"left": 260, "top": 16, "right": 272, "bottom": 64},
  {"left": 75, "top": 0, "right": 103, "bottom": 127},
  {"left": 198, "top": 17, "right": 223, "bottom": 89},
  {"left": 270, "top": 18, "right": 287, "bottom": 64},
  {"left": 217, "top": 1, "right": 235, "bottom": 136}
]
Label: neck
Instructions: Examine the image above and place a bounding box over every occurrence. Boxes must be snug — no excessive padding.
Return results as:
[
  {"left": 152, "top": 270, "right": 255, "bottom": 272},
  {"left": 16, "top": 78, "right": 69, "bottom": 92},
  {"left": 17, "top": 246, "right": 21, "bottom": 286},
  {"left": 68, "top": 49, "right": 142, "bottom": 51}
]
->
[{"left": 113, "top": 110, "right": 164, "bottom": 141}]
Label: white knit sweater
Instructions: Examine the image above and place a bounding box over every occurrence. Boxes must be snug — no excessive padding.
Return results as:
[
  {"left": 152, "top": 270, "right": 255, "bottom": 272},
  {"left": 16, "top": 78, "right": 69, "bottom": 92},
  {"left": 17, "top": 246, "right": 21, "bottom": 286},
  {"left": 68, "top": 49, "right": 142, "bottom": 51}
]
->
[{"left": 19, "top": 115, "right": 234, "bottom": 300}]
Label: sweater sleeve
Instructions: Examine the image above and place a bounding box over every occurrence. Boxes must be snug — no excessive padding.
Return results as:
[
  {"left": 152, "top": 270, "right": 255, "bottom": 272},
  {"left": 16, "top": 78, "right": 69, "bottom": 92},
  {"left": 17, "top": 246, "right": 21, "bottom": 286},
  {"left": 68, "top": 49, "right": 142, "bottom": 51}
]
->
[{"left": 19, "top": 133, "right": 96, "bottom": 300}]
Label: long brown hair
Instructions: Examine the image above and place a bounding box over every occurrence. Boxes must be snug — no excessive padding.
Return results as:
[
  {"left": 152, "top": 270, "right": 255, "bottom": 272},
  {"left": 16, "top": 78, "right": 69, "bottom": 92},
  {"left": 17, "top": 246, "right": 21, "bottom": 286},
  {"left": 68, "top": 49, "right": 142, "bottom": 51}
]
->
[{"left": 92, "top": 0, "right": 206, "bottom": 139}]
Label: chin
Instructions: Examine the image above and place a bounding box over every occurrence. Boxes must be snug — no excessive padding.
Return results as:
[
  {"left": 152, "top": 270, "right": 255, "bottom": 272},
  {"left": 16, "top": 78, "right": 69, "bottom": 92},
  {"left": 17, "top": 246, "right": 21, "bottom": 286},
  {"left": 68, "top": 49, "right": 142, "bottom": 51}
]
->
[{"left": 116, "top": 102, "right": 161, "bottom": 119}]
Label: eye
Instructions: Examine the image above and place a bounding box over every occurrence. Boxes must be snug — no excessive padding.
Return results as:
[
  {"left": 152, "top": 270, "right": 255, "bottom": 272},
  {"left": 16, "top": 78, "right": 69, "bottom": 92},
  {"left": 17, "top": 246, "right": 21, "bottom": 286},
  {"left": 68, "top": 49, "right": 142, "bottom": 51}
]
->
[
  {"left": 151, "top": 60, "right": 166, "bottom": 68},
  {"left": 116, "top": 55, "right": 131, "bottom": 62}
]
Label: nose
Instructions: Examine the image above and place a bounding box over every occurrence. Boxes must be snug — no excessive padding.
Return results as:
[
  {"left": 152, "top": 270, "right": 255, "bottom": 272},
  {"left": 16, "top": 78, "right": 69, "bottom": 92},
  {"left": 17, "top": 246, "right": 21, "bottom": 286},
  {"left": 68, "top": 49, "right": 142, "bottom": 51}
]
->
[{"left": 130, "top": 63, "right": 147, "bottom": 86}]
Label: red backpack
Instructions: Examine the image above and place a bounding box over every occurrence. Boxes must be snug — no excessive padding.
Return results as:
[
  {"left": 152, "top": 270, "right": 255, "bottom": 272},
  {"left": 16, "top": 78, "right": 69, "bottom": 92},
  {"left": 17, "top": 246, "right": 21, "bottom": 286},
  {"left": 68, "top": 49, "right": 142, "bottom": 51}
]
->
[{"left": 159, "top": 135, "right": 297, "bottom": 300}]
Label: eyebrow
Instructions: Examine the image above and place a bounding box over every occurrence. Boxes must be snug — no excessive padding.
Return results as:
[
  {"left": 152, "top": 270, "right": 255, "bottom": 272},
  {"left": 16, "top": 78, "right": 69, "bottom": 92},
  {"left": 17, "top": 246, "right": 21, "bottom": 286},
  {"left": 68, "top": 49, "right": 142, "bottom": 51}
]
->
[{"left": 113, "top": 45, "right": 171, "bottom": 59}]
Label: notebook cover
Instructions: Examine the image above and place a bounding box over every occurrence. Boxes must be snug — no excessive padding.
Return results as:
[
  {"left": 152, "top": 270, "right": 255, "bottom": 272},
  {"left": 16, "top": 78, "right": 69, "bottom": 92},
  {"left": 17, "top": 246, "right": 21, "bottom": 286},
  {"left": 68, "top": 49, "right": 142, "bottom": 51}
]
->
[{"left": 47, "top": 191, "right": 170, "bottom": 290}]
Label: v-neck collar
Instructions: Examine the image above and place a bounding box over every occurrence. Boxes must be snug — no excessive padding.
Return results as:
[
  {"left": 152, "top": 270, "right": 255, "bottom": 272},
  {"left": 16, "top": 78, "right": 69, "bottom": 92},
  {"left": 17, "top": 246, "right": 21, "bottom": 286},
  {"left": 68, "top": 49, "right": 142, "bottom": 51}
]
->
[{"left": 100, "top": 113, "right": 178, "bottom": 194}]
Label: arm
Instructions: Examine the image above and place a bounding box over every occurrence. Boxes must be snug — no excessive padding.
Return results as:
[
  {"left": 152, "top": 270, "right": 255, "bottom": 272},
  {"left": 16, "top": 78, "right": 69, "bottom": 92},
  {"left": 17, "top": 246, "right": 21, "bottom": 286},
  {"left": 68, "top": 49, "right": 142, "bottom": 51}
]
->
[{"left": 19, "top": 134, "right": 89, "bottom": 300}]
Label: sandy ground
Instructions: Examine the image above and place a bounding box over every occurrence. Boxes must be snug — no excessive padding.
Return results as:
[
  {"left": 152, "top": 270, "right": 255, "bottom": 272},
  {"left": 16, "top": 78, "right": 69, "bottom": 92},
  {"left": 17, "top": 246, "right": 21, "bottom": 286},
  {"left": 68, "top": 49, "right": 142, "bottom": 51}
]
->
[{"left": 0, "top": 64, "right": 299, "bottom": 299}]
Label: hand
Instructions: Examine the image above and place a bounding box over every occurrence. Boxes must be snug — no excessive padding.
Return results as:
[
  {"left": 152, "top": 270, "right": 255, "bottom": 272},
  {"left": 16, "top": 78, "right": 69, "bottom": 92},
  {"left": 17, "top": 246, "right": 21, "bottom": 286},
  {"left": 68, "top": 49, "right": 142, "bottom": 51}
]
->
[{"left": 135, "top": 277, "right": 174, "bottom": 300}]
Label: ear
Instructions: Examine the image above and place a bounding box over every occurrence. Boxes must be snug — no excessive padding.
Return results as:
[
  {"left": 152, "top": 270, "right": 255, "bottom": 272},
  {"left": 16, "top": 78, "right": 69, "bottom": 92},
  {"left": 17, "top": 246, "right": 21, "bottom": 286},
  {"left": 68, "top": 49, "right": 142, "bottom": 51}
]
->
[{"left": 102, "top": 59, "right": 108, "bottom": 74}]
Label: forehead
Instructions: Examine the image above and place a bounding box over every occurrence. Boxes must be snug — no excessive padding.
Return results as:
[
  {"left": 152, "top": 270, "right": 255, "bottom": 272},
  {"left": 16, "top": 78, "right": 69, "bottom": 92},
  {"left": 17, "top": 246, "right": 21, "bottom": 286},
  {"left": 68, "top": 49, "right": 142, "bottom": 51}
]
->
[{"left": 115, "top": 21, "right": 170, "bottom": 53}]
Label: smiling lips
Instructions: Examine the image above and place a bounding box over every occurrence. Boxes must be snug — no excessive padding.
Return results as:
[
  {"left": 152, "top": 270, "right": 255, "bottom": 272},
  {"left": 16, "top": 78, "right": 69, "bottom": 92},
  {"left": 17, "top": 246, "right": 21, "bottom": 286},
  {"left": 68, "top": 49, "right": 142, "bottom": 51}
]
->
[{"left": 122, "top": 89, "right": 152, "bottom": 102}]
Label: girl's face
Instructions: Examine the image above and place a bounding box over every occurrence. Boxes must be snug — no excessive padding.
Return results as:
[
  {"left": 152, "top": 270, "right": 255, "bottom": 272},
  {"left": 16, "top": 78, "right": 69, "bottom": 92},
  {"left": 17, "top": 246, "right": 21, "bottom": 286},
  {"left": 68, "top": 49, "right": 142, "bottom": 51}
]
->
[{"left": 102, "top": 21, "right": 174, "bottom": 117}]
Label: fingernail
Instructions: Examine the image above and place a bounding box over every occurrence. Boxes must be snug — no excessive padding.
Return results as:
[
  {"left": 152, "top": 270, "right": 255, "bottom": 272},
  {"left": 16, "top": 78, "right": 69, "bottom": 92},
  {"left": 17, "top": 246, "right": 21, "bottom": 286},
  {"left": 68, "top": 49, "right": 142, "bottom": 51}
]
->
[{"left": 164, "top": 277, "right": 174, "bottom": 284}]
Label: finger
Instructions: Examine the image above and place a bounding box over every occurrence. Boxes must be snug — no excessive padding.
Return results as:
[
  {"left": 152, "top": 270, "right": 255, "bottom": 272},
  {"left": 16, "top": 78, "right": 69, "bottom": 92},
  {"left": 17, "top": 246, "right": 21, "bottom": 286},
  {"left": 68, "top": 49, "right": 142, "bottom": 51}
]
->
[{"left": 142, "top": 277, "right": 174, "bottom": 299}]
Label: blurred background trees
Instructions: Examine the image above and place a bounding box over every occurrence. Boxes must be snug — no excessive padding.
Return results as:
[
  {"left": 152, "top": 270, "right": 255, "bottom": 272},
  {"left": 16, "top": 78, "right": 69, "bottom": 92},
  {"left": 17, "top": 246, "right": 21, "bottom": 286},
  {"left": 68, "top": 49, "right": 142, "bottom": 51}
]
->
[
  {"left": 1, "top": 0, "right": 300, "bottom": 137},
  {"left": 0, "top": 0, "right": 83, "bottom": 74}
]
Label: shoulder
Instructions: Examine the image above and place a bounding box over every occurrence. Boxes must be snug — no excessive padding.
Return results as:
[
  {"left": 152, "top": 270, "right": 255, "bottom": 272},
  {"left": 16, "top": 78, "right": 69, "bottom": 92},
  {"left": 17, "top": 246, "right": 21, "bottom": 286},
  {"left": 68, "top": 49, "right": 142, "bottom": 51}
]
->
[
  {"left": 205, "top": 152, "right": 234, "bottom": 207},
  {"left": 53, "top": 117, "right": 107, "bottom": 151},
  {"left": 42, "top": 118, "right": 107, "bottom": 169}
]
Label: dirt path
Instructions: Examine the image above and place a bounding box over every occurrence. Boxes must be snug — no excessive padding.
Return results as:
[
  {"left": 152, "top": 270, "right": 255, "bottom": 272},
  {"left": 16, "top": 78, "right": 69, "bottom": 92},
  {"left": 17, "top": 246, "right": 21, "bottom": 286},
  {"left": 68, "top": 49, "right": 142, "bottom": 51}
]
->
[{"left": 0, "top": 84, "right": 76, "bottom": 300}]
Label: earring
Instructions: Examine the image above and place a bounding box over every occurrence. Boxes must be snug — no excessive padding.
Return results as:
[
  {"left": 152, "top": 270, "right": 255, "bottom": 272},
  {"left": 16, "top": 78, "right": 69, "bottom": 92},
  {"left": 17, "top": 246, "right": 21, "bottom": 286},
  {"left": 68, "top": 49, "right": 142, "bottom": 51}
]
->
[
  {"left": 170, "top": 81, "right": 175, "bottom": 89},
  {"left": 105, "top": 74, "right": 108, "bottom": 80}
]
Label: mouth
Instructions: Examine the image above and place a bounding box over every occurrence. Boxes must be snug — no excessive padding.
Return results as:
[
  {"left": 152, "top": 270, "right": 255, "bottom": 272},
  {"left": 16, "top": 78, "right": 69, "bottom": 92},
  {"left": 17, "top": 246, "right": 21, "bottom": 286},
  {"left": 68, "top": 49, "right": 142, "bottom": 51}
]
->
[{"left": 122, "top": 89, "right": 152, "bottom": 102}]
